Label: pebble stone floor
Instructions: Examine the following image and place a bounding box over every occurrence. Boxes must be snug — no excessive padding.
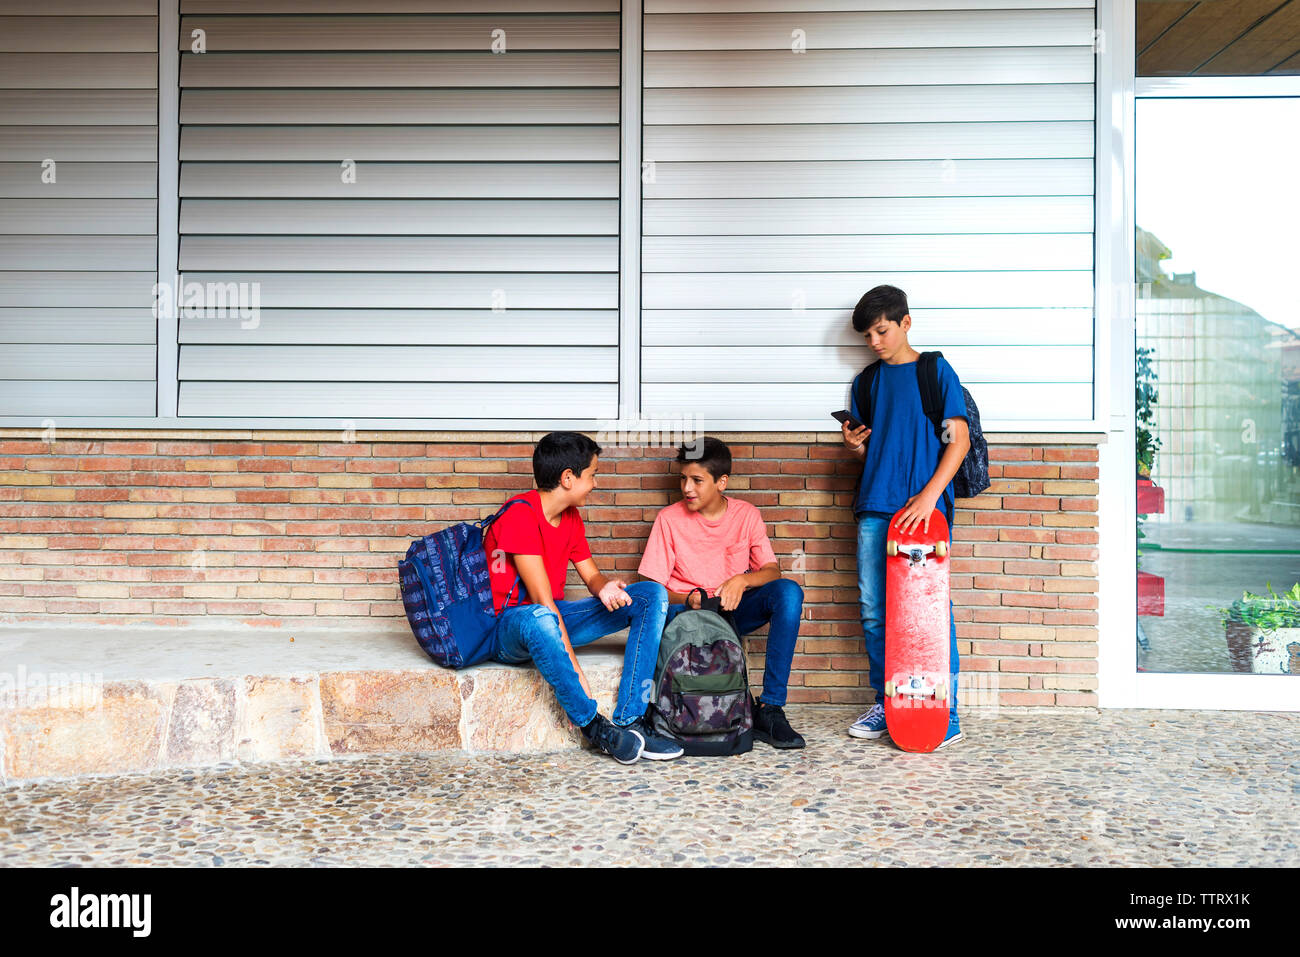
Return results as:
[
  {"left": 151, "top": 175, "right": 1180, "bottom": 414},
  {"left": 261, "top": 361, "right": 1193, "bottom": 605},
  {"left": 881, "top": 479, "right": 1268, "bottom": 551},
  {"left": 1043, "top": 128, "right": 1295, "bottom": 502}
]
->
[{"left": 2, "top": 707, "right": 1296, "bottom": 867}]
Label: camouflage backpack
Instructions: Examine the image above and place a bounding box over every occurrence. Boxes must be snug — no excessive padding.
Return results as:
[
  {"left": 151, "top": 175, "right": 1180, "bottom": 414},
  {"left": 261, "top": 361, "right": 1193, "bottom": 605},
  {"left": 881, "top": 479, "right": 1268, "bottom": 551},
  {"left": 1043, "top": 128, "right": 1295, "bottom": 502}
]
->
[{"left": 648, "top": 588, "right": 753, "bottom": 757}]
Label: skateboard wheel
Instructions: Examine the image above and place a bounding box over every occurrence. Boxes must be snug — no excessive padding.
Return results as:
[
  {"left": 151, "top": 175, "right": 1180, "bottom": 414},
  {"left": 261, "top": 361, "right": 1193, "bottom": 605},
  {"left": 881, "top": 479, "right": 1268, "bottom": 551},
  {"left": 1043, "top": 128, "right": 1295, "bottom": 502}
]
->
[
  {"left": 937, "top": 683, "right": 948, "bottom": 702},
  {"left": 886, "top": 540, "right": 898, "bottom": 557},
  {"left": 884, "top": 681, "right": 895, "bottom": 697},
  {"left": 935, "top": 540, "right": 947, "bottom": 558}
]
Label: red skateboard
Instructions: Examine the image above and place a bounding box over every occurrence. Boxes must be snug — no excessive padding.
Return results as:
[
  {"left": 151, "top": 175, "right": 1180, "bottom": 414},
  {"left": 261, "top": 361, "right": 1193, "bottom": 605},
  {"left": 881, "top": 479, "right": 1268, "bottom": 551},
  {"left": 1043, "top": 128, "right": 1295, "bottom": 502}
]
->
[{"left": 883, "top": 507, "right": 951, "bottom": 753}]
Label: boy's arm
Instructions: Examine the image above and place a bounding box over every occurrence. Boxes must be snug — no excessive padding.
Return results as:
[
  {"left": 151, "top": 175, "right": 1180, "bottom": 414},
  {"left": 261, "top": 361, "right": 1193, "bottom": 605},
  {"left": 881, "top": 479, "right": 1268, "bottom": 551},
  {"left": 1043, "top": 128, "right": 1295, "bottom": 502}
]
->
[
  {"left": 573, "top": 556, "right": 633, "bottom": 611},
  {"left": 896, "top": 416, "right": 970, "bottom": 534},
  {"left": 513, "top": 553, "right": 593, "bottom": 698}
]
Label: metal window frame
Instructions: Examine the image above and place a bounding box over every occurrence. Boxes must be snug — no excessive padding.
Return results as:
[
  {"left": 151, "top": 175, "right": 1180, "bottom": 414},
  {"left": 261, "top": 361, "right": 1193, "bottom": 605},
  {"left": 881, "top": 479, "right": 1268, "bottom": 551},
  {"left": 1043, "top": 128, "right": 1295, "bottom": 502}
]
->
[{"left": 1096, "top": 0, "right": 1300, "bottom": 711}]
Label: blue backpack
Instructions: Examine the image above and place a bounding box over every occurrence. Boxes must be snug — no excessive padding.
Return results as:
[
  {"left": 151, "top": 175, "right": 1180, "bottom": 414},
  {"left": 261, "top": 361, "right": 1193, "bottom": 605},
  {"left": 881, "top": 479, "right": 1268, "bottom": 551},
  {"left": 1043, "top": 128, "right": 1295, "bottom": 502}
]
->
[{"left": 397, "top": 497, "right": 532, "bottom": 669}]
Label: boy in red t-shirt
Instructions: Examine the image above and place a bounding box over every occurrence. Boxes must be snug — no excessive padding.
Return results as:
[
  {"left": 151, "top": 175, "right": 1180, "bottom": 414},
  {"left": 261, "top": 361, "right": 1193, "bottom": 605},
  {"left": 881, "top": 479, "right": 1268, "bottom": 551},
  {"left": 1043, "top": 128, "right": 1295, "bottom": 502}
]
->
[
  {"left": 483, "top": 432, "right": 680, "bottom": 765},
  {"left": 638, "top": 437, "right": 806, "bottom": 749}
]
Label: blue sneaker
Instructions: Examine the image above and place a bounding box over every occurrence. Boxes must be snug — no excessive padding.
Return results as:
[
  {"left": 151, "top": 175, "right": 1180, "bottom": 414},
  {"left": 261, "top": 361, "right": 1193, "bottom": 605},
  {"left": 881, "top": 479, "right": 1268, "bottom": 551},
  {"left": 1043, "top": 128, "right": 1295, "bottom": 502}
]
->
[
  {"left": 934, "top": 718, "right": 964, "bottom": 751},
  {"left": 581, "top": 714, "right": 643, "bottom": 764},
  {"left": 848, "top": 702, "right": 888, "bottom": 739},
  {"left": 625, "top": 717, "right": 684, "bottom": 760}
]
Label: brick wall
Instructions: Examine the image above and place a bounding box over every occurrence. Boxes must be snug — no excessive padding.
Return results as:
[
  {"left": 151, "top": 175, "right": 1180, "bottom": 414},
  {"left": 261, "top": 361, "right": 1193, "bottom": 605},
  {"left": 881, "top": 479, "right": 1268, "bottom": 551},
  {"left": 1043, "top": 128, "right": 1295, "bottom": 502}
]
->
[{"left": 0, "top": 432, "right": 1100, "bottom": 708}]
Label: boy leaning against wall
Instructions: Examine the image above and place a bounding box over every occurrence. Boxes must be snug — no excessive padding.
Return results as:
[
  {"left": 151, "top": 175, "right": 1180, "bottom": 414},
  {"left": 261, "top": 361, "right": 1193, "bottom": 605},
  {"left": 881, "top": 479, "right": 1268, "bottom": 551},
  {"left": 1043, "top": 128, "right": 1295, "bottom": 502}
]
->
[{"left": 840, "top": 285, "right": 971, "bottom": 750}]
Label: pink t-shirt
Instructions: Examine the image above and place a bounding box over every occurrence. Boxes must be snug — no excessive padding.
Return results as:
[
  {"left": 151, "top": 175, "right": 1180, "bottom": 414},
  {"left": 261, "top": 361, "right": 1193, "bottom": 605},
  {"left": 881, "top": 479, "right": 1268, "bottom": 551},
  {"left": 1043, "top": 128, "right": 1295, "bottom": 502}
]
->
[{"left": 638, "top": 497, "right": 779, "bottom": 596}]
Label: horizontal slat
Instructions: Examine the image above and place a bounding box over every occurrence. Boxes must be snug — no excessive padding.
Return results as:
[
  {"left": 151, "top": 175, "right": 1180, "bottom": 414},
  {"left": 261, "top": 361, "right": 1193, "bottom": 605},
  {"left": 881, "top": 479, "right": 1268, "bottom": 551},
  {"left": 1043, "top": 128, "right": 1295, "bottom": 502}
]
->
[
  {"left": 645, "top": 122, "right": 1092, "bottom": 161},
  {"left": 0, "top": 344, "right": 155, "bottom": 380},
  {"left": 641, "top": 382, "right": 1092, "bottom": 422},
  {"left": 0, "top": 236, "right": 157, "bottom": 270},
  {"left": 181, "top": 51, "right": 620, "bottom": 88},
  {"left": 183, "top": 0, "right": 617, "bottom": 9},
  {"left": 180, "top": 162, "right": 618, "bottom": 198},
  {"left": 643, "top": 159, "right": 1093, "bottom": 198},
  {"left": 178, "top": 273, "right": 619, "bottom": 309},
  {"left": 647, "top": 1, "right": 1091, "bottom": 9},
  {"left": 180, "top": 199, "right": 619, "bottom": 234},
  {"left": 642, "top": 272, "right": 1093, "bottom": 309},
  {"left": 0, "top": 272, "right": 157, "bottom": 307},
  {"left": 181, "top": 88, "right": 619, "bottom": 125},
  {"left": 179, "top": 346, "right": 618, "bottom": 382},
  {"left": 644, "top": 47, "right": 1094, "bottom": 87},
  {"left": 644, "top": 197, "right": 1093, "bottom": 234},
  {"left": 0, "top": 200, "right": 157, "bottom": 234},
  {"left": 642, "top": 345, "right": 1094, "bottom": 384},
  {"left": 177, "top": 14, "right": 618, "bottom": 50},
  {"left": 178, "top": 309, "right": 618, "bottom": 345},
  {"left": 642, "top": 234, "right": 1092, "bottom": 271},
  {"left": 178, "top": 381, "right": 617, "bottom": 418},
  {"left": 180, "top": 236, "right": 619, "bottom": 272},
  {"left": 0, "top": 90, "right": 158, "bottom": 126},
  {"left": 0, "top": 16, "right": 157, "bottom": 53},
  {"left": 0, "top": 163, "right": 157, "bottom": 198},
  {"left": 0, "top": 308, "right": 157, "bottom": 344},
  {"left": 643, "top": 308, "right": 1094, "bottom": 347},
  {"left": 0, "top": 54, "right": 157, "bottom": 89},
  {"left": 644, "top": 10, "right": 1094, "bottom": 49},
  {"left": 0, "top": 127, "right": 157, "bottom": 161},
  {"left": 645, "top": 83, "right": 1093, "bottom": 125},
  {"left": 180, "top": 126, "right": 617, "bottom": 161},
  {"left": 0, "top": 380, "right": 155, "bottom": 417},
  {"left": 0, "top": 0, "right": 156, "bottom": 12}
]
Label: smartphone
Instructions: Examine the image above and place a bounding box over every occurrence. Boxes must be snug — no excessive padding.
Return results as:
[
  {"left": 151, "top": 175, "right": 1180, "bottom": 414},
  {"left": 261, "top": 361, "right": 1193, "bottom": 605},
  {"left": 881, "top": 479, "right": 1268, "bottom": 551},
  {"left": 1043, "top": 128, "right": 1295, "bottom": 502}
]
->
[{"left": 832, "top": 409, "right": 866, "bottom": 432}]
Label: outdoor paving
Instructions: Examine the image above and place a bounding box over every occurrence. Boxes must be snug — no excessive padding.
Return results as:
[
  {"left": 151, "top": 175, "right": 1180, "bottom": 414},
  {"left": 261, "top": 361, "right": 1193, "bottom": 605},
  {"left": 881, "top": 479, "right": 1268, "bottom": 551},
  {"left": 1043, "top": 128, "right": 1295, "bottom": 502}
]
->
[{"left": 1, "top": 707, "right": 1295, "bottom": 868}]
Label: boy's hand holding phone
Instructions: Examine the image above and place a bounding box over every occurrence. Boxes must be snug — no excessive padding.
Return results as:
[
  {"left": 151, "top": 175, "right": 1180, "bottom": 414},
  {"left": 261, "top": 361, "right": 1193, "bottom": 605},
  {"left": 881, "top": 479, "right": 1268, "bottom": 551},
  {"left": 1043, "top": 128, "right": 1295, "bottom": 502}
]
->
[{"left": 838, "top": 418, "right": 870, "bottom": 452}]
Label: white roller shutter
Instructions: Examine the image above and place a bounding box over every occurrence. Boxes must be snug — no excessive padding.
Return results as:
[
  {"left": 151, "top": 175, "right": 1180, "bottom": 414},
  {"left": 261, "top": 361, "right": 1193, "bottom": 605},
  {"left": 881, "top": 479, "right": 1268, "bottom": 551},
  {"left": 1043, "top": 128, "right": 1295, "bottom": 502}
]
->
[
  {"left": 177, "top": 0, "right": 622, "bottom": 421},
  {"left": 0, "top": 2, "right": 159, "bottom": 417},
  {"left": 641, "top": 0, "right": 1097, "bottom": 426}
]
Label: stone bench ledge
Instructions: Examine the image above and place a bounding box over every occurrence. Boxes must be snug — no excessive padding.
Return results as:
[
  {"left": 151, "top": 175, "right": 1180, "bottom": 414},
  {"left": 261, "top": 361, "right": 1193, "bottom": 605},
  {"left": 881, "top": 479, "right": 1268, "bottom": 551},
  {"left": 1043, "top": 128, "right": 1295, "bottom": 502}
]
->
[{"left": 0, "top": 622, "right": 629, "bottom": 784}]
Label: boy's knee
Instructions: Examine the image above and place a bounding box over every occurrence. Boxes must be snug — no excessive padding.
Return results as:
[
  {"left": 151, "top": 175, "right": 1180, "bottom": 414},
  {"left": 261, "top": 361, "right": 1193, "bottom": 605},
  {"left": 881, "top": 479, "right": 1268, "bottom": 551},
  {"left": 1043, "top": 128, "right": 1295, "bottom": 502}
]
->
[
  {"left": 772, "top": 577, "right": 803, "bottom": 602},
  {"left": 528, "top": 604, "right": 562, "bottom": 637},
  {"left": 626, "top": 579, "right": 668, "bottom": 610}
]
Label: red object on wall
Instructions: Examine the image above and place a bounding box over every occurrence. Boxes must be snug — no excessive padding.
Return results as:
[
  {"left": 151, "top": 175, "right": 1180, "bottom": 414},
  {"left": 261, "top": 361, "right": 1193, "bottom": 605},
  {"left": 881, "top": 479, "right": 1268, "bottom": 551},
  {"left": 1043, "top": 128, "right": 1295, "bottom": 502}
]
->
[
  {"left": 1136, "top": 478, "right": 1165, "bottom": 515},
  {"left": 1137, "top": 571, "right": 1165, "bottom": 616}
]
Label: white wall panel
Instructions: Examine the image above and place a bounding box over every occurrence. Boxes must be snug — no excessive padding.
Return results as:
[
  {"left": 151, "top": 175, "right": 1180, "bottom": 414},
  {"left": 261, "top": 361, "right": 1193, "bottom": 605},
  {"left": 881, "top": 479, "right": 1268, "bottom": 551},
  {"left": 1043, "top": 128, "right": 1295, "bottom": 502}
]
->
[
  {"left": 177, "top": 2, "right": 622, "bottom": 420},
  {"left": 0, "top": 6, "right": 158, "bottom": 417},
  {"left": 642, "top": 1, "right": 1097, "bottom": 427}
]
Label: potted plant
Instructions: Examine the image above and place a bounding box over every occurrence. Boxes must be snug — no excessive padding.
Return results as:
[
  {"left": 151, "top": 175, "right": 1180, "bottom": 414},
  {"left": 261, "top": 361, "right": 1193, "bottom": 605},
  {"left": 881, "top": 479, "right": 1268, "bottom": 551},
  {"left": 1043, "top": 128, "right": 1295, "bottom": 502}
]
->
[{"left": 1214, "top": 583, "right": 1300, "bottom": 675}]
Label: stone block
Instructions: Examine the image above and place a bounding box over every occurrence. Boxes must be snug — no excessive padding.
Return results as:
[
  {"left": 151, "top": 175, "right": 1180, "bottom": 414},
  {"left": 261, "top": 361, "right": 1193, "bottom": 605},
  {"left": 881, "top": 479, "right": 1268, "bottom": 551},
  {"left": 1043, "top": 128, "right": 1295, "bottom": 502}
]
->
[
  {"left": 238, "top": 675, "right": 326, "bottom": 762},
  {"left": 164, "top": 677, "right": 238, "bottom": 767},
  {"left": 319, "top": 669, "right": 460, "bottom": 754}
]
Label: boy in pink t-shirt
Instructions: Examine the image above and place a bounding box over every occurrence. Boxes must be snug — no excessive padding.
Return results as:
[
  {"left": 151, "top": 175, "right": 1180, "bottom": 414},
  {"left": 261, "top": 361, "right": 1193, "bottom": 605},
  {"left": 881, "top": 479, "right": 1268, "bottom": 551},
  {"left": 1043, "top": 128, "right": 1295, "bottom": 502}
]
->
[{"left": 638, "top": 437, "right": 806, "bottom": 749}]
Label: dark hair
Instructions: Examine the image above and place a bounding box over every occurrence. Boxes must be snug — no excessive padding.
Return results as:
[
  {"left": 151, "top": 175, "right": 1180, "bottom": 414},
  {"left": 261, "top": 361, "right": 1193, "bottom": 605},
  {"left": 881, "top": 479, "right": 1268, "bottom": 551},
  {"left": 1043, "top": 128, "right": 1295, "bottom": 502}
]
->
[
  {"left": 852, "top": 284, "right": 909, "bottom": 333},
  {"left": 533, "top": 432, "right": 602, "bottom": 491},
  {"left": 676, "top": 436, "right": 731, "bottom": 480}
]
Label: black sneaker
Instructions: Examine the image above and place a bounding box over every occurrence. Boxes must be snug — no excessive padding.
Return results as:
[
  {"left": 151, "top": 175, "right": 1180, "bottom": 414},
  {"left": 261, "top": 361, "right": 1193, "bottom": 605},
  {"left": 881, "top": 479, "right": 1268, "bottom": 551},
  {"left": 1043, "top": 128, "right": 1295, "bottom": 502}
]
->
[
  {"left": 625, "top": 716, "right": 685, "bottom": 760},
  {"left": 751, "top": 697, "right": 806, "bottom": 749},
  {"left": 581, "top": 713, "right": 644, "bottom": 765}
]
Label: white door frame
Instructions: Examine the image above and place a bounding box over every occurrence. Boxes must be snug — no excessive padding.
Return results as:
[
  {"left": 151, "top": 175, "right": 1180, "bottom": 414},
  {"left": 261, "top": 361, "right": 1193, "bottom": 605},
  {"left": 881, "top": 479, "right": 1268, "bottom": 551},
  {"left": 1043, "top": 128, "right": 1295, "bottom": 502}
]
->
[{"left": 1096, "top": 0, "right": 1299, "bottom": 710}]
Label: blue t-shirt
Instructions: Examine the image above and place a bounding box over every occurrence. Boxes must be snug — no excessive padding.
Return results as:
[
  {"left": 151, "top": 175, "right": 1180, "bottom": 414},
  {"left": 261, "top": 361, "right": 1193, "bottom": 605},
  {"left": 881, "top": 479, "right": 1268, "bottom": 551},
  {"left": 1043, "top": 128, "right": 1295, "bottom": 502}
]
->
[{"left": 849, "top": 355, "right": 967, "bottom": 518}]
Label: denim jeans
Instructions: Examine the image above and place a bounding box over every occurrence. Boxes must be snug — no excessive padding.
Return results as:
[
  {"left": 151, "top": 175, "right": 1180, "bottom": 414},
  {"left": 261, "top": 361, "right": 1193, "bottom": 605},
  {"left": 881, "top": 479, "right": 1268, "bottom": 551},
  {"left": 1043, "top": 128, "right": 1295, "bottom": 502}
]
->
[
  {"left": 856, "top": 511, "right": 959, "bottom": 724},
  {"left": 491, "top": 580, "right": 668, "bottom": 728},
  {"left": 663, "top": 577, "right": 803, "bottom": 708}
]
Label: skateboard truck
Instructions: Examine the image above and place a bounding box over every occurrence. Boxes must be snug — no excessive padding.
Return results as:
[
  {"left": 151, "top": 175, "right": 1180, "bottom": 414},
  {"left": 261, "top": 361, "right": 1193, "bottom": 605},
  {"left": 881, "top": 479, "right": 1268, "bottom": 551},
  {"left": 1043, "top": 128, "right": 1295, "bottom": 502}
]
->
[
  {"left": 885, "top": 675, "right": 948, "bottom": 701},
  {"left": 885, "top": 539, "right": 948, "bottom": 565}
]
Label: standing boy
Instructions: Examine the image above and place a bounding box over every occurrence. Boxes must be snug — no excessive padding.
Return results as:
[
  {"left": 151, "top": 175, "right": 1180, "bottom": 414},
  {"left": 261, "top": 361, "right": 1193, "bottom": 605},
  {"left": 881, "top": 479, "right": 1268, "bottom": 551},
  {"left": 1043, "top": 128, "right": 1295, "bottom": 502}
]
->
[
  {"left": 483, "top": 431, "right": 683, "bottom": 764},
  {"left": 638, "top": 437, "right": 807, "bottom": 749},
  {"left": 841, "top": 285, "right": 970, "bottom": 749}
]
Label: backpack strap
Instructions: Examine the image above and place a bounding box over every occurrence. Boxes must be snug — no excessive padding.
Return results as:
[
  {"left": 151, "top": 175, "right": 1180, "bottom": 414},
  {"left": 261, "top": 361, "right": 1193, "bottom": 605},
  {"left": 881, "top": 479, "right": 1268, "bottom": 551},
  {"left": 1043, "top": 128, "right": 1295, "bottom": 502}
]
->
[
  {"left": 916, "top": 351, "right": 955, "bottom": 523},
  {"left": 482, "top": 496, "right": 537, "bottom": 611},
  {"left": 854, "top": 360, "right": 882, "bottom": 431}
]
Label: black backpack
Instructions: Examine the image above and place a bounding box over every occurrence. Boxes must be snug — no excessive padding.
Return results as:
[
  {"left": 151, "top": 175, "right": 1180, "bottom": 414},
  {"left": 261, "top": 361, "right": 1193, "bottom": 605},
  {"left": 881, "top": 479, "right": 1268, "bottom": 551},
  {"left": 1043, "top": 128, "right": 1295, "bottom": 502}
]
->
[
  {"left": 853, "top": 351, "right": 990, "bottom": 509},
  {"left": 648, "top": 589, "right": 754, "bottom": 757}
]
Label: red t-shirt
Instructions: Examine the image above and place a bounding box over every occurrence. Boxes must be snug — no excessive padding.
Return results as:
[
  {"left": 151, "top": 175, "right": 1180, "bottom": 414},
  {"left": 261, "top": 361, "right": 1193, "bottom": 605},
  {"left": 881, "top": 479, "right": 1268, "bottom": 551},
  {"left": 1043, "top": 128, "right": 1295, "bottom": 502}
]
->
[{"left": 481, "top": 490, "right": 591, "bottom": 613}]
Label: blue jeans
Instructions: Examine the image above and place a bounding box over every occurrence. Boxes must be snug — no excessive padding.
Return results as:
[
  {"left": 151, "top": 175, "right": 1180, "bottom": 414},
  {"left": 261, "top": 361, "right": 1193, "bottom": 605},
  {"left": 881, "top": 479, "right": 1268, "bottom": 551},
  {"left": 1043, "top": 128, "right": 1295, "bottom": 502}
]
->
[
  {"left": 663, "top": 578, "right": 803, "bottom": 708},
  {"left": 490, "top": 580, "right": 668, "bottom": 728},
  {"left": 856, "top": 511, "right": 959, "bottom": 723}
]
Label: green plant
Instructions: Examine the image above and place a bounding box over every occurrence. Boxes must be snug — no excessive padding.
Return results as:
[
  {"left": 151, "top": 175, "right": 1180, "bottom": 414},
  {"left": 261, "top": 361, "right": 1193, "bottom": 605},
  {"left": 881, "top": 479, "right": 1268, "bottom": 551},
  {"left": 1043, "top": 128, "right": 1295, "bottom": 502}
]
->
[
  {"left": 1135, "top": 346, "right": 1161, "bottom": 478},
  {"left": 1211, "top": 582, "right": 1300, "bottom": 632}
]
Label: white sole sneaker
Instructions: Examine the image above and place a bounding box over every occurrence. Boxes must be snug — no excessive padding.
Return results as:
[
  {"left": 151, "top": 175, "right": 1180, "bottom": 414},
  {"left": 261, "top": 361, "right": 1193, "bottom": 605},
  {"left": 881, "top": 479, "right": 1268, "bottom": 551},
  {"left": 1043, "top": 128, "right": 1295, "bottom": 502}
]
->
[
  {"left": 934, "top": 730, "right": 964, "bottom": 751},
  {"left": 848, "top": 724, "right": 889, "bottom": 740}
]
